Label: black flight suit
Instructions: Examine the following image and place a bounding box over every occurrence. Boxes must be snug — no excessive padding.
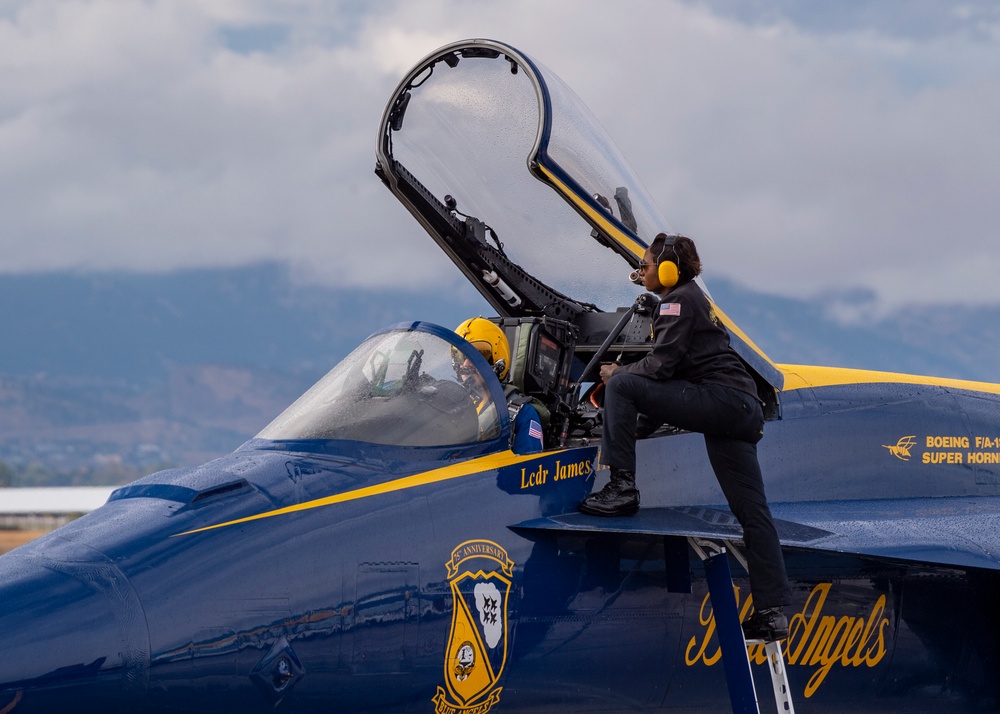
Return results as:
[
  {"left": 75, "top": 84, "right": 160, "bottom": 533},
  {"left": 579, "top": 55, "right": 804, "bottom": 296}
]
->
[{"left": 602, "top": 279, "right": 792, "bottom": 609}]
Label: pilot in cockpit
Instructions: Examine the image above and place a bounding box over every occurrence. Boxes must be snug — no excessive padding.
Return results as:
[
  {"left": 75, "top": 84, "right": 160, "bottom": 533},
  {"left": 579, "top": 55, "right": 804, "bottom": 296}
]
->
[{"left": 454, "top": 318, "right": 544, "bottom": 455}]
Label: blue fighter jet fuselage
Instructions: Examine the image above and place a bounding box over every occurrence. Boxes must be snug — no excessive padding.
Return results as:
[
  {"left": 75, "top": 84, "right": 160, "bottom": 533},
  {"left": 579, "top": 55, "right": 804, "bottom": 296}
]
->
[{"left": 2, "top": 39, "right": 999, "bottom": 713}]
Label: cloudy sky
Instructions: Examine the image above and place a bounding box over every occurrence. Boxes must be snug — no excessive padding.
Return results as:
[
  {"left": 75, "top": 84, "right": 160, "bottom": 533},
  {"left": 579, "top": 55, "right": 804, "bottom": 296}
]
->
[{"left": 2, "top": 0, "right": 999, "bottom": 312}]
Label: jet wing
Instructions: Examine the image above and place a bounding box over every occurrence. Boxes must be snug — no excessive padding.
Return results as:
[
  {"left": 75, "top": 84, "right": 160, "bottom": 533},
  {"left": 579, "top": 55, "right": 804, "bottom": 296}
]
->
[
  {"left": 512, "top": 506, "right": 833, "bottom": 545},
  {"left": 512, "top": 495, "right": 1000, "bottom": 571},
  {"left": 770, "top": 497, "right": 1000, "bottom": 571}
]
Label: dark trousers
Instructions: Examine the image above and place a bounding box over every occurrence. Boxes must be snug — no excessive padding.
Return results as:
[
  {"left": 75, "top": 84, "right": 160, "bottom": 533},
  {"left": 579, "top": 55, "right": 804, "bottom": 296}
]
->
[{"left": 602, "top": 372, "right": 792, "bottom": 609}]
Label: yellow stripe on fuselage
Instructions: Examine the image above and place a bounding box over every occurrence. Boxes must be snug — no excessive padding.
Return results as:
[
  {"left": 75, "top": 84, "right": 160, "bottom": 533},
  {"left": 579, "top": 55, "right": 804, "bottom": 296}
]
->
[
  {"left": 173, "top": 449, "right": 556, "bottom": 537},
  {"left": 536, "top": 164, "right": 646, "bottom": 259},
  {"left": 779, "top": 363, "right": 1000, "bottom": 395},
  {"left": 709, "top": 299, "right": 780, "bottom": 372}
]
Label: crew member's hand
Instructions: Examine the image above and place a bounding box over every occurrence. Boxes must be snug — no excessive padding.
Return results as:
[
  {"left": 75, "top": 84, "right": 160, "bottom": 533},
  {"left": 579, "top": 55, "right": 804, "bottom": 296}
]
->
[{"left": 599, "top": 363, "right": 618, "bottom": 383}]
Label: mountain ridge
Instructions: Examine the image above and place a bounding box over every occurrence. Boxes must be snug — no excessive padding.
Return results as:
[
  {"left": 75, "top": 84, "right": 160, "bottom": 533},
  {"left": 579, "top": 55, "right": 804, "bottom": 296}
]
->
[{"left": 3, "top": 264, "right": 998, "bottom": 485}]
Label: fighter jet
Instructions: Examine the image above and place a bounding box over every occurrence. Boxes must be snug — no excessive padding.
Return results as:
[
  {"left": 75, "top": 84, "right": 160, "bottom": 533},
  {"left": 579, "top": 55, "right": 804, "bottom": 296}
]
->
[{"left": 1, "top": 38, "right": 998, "bottom": 713}]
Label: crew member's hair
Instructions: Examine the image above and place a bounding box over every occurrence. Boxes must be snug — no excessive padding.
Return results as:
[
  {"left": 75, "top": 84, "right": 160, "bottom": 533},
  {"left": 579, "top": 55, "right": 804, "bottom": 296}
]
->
[{"left": 649, "top": 233, "right": 702, "bottom": 285}]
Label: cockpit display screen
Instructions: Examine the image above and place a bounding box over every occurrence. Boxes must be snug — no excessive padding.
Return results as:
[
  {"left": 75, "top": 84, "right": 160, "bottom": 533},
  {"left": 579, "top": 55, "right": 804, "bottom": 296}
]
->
[{"left": 533, "top": 332, "right": 561, "bottom": 386}]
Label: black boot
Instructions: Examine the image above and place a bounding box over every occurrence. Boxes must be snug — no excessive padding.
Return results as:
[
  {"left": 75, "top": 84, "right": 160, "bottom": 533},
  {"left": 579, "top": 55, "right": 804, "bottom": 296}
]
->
[
  {"left": 741, "top": 606, "right": 788, "bottom": 642},
  {"left": 579, "top": 468, "right": 640, "bottom": 516}
]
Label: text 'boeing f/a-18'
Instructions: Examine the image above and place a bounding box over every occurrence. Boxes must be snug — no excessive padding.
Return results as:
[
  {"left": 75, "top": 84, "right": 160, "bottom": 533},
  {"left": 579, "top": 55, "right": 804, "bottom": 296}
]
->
[{"left": 3, "top": 38, "right": 1000, "bottom": 714}]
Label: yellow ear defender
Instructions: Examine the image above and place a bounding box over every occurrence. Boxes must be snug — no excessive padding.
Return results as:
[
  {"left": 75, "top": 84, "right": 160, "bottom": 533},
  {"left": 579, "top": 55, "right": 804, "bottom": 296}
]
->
[
  {"left": 658, "top": 259, "right": 679, "bottom": 289},
  {"left": 657, "top": 240, "right": 680, "bottom": 288}
]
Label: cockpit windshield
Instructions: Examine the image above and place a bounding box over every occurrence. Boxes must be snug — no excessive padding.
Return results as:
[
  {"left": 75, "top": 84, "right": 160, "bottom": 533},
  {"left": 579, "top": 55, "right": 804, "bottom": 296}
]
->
[
  {"left": 257, "top": 325, "right": 502, "bottom": 447},
  {"left": 537, "top": 56, "right": 669, "bottom": 246}
]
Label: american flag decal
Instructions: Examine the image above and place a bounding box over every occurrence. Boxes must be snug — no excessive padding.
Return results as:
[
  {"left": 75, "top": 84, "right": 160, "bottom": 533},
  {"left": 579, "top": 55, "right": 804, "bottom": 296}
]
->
[
  {"left": 528, "top": 421, "right": 543, "bottom": 440},
  {"left": 660, "top": 302, "right": 681, "bottom": 316}
]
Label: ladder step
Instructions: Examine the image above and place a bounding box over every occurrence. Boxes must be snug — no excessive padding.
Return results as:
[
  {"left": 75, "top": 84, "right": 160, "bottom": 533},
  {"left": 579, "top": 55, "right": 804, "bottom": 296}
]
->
[
  {"left": 763, "top": 640, "right": 795, "bottom": 713},
  {"left": 688, "top": 537, "right": 796, "bottom": 713}
]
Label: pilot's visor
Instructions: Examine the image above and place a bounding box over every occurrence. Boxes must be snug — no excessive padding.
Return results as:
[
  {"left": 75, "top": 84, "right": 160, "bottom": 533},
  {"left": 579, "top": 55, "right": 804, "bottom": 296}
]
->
[{"left": 467, "top": 340, "right": 494, "bottom": 363}]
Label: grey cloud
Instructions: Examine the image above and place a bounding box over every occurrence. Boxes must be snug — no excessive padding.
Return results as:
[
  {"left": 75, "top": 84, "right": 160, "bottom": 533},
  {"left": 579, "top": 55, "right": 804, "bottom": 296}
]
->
[{"left": 1, "top": 0, "right": 998, "bottom": 311}]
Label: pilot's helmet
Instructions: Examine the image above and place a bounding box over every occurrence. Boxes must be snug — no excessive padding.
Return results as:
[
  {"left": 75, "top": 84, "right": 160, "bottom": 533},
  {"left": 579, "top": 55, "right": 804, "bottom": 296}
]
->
[{"left": 455, "top": 317, "right": 510, "bottom": 381}]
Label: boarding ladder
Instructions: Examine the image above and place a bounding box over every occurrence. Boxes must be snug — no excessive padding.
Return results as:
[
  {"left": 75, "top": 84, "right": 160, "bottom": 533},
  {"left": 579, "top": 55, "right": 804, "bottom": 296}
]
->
[{"left": 688, "top": 537, "right": 795, "bottom": 714}]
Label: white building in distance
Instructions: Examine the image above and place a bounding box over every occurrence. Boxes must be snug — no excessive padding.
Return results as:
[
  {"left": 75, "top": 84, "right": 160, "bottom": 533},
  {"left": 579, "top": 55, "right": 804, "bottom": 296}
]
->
[{"left": 0, "top": 487, "right": 116, "bottom": 530}]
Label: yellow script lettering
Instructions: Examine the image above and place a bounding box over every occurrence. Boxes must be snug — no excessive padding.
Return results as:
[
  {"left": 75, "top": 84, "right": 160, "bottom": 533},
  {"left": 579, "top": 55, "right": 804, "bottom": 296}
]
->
[
  {"left": 553, "top": 459, "right": 593, "bottom": 480},
  {"left": 689, "top": 583, "right": 890, "bottom": 699},
  {"left": 519, "top": 465, "right": 548, "bottom": 489}
]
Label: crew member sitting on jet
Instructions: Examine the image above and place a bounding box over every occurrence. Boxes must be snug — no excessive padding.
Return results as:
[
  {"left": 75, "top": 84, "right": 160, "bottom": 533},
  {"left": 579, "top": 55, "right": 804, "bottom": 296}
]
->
[
  {"left": 455, "top": 317, "right": 544, "bottom": 455},
  {"left": 578, "top": 234, "right": 791, "bottom": 642}
]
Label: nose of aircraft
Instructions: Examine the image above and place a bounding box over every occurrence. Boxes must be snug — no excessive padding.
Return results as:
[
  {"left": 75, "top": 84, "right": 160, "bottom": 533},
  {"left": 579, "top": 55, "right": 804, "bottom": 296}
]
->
[{"left": 0, "top": 539, "right": 149, "bottom": 713}]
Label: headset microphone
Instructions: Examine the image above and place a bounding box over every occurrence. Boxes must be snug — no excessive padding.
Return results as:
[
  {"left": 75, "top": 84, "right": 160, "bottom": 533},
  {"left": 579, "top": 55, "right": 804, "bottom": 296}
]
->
[{"left": 627, "top": 235, "right": 680, "bottom": 287}]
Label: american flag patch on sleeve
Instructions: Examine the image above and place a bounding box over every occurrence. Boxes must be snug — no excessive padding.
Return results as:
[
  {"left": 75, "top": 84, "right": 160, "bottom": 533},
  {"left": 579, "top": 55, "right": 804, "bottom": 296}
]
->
[
  {"left": 528, "top": 421, "right": 543, "bottom": 440},
  {"left": 660, "top": 302, "right": 681, "bottom": 316}
]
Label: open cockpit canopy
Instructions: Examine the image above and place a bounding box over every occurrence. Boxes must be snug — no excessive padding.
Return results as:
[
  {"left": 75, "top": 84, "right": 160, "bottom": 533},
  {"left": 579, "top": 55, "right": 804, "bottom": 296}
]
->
[
  {"left": 376, "top": 39, "right": 667, "bottom": 318},
  {"left": 376, "top": 38, "right": 782, "bottom": 397}
]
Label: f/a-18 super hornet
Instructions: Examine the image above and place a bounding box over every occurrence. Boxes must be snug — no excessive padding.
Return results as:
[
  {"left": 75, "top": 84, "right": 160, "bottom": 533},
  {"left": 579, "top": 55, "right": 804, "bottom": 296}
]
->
[{"left": 2, "top": 38, "right": 999, "bottom": 713}]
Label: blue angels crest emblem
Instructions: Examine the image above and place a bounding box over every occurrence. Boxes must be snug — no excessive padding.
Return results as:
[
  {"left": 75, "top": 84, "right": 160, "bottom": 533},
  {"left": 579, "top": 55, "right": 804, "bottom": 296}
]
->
[{"left": 433, "top": 539, "right": 514, "bottom": 714}]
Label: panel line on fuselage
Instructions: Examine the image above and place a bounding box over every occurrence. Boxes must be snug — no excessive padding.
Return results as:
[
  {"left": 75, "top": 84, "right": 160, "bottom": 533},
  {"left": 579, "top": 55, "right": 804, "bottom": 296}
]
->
[{"left": 172, "top": 449, "right": 557, "bottom": 537}]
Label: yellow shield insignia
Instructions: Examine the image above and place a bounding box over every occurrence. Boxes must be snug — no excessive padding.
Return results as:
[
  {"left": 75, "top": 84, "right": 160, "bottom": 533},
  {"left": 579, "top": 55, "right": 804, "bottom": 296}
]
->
[{"left": 432, "top": 539, "right": 514, "bottom": 714}]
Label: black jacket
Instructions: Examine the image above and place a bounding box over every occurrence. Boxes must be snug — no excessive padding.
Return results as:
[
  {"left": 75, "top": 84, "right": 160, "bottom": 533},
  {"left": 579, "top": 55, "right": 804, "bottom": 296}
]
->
[{"left": 616, "top": 280, "right": 757, "bottom": 398}]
